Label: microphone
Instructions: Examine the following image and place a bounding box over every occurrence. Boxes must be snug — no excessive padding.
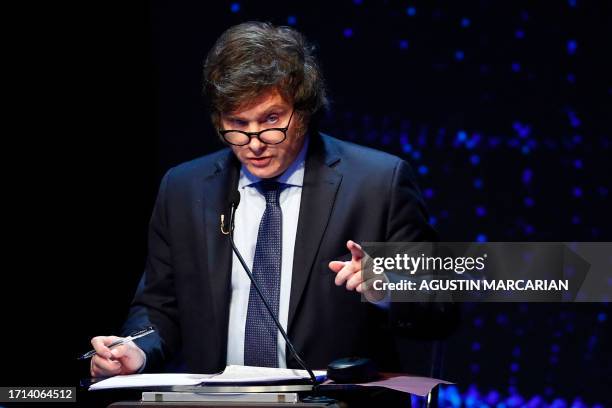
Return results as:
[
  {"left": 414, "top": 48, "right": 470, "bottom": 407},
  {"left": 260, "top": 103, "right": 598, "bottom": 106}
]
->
[
  {"left": 225, "top": 189, "right": 318, "bottom": 386},
  {"left": 220, "top": 190, "right": 241, "bottom": 235},
  {"left": 228, "top": 189, "right": 240, "bottom": 233}
]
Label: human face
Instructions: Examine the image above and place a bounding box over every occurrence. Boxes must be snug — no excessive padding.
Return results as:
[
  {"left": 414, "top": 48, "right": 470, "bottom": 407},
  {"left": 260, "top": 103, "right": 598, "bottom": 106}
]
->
[{"left": 220, "top": 89, "right": 306, "bottom": 179}]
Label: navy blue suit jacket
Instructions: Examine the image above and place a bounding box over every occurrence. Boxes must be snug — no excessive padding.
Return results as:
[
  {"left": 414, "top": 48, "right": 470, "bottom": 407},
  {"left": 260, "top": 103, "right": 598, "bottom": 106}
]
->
[{"left": 123, "top": 133, "right": 437, "bottom": 373}]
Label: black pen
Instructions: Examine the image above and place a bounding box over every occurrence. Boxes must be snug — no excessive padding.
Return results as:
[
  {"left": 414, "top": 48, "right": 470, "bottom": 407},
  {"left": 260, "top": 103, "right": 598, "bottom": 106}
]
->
[{"left": 78, "top": 327, "right": 155, "bottom": 360}]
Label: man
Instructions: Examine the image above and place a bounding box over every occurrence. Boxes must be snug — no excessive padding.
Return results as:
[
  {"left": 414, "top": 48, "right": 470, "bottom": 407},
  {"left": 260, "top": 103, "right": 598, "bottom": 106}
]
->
[{"left": 90, "top": 21, "right": 436, "bottom": 377}]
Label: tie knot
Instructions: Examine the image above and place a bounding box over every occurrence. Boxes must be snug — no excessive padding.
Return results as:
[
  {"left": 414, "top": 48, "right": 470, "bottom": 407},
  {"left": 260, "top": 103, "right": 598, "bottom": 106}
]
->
[{"left": 258, "top": 180, "right": 281, "bottom": 205}]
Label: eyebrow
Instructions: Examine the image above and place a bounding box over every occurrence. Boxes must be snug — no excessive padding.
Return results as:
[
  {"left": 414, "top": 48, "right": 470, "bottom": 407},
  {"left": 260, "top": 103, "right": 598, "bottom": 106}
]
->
[{"left": 225, "top": 105, "right": 288, "bottom": 121}]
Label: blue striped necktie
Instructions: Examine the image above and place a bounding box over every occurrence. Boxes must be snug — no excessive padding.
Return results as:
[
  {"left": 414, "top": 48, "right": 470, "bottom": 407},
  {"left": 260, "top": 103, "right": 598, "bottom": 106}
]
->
[{"left": 244, "top": 180, "right": 283, "bottom": 367}]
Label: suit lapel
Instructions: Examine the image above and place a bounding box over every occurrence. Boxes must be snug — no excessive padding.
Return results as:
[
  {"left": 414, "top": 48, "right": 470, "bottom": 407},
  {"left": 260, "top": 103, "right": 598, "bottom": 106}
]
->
[
  {"left": 288, "top": 134, "right": 342, "bottom": 329},
  {"left": 202, "top": 151, "right": 239, "bottom": 366}
]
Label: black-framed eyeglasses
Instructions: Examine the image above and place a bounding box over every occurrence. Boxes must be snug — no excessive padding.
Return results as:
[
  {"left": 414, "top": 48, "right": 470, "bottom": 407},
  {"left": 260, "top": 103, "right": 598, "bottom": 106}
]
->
[{"left": 218, "top": 110, "right": 294, "bottom": 146}]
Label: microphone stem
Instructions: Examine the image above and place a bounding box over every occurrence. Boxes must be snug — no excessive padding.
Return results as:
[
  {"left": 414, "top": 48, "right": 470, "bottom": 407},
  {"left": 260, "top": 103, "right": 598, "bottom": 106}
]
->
[{"left": 228, "top": 204, "right": 318, "bottom": 387}]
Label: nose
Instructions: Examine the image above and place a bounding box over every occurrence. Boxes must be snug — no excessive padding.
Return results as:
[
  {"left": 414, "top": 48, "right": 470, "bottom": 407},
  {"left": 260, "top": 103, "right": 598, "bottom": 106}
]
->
[{"left": 247, "top": 135, "right": 266, "bottom": 154}]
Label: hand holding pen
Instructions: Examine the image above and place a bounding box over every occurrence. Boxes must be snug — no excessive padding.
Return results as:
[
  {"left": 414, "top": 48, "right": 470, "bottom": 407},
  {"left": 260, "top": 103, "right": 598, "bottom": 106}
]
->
[{"left": 84, "top": 327, "right": 154, "bottom": 377}]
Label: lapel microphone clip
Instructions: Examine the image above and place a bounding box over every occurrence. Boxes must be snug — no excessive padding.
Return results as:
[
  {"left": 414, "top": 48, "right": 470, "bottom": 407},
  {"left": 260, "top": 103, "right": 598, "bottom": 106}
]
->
[{"left": 221, "top": 190, "right": 241, "bottom": 235}]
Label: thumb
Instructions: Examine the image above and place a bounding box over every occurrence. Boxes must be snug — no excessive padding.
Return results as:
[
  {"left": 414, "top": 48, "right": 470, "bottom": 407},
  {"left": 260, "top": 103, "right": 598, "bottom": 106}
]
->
[{"left": 110, "top": 344, "right": 128, "bottom": 360}]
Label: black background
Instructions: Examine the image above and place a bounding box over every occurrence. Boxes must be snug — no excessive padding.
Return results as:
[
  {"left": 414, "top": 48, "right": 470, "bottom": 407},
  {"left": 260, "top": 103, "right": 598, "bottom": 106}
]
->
[{"left": 2, "top": 1, "right": 610, "bottom": 406}]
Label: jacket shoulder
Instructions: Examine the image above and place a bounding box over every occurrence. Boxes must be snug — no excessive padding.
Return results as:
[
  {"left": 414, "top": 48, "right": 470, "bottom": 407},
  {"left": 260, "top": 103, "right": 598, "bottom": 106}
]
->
[
  {"left": 320, "top": 133, "right": 405, "bottom": 173},
  {"left": 165, "top": 148, "right": 232, "bottom": 181}
]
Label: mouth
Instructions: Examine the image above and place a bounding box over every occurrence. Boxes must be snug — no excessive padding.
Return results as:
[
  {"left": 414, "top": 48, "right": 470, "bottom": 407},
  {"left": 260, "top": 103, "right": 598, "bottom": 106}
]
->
[{"left": 248, "top": 156, "right": 273, "bottom": 168}]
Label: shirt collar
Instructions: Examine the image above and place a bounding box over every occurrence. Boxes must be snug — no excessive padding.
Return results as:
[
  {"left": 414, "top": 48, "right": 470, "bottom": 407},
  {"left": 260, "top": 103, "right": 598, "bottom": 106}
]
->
[{"left": 238, "top": 136, "right": 309, "bottom": 189}]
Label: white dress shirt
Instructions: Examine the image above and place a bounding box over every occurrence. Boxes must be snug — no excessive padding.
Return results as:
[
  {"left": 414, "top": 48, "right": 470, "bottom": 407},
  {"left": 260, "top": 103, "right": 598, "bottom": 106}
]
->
[{"left": 226, "top": 138, "right": 309, "bottom": 368}]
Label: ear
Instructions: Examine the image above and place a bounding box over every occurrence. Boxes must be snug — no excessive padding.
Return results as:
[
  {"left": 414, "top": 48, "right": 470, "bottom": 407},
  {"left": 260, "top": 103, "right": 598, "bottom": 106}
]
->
[{"left": 293, "top": 110, "right": 310, "bottom": 137}]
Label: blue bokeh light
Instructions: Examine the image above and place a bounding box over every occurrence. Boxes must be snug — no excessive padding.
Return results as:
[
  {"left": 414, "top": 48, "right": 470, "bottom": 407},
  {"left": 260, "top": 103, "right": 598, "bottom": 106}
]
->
[
  {"left": 522, "top": 168, "right": 533, "bottom": 184},
  {"left": 567, "top": 39, "right": 578, "bottom": 55}
]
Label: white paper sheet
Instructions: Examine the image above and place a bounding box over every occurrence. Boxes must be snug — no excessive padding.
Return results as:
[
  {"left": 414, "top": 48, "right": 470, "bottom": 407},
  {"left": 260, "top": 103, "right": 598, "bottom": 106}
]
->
[
  {"left": 89, "top": 373, "right": 215, "bottom": 390},
  {"left": 204, "top": 365, "right": 327, "bottom": 383},
  {"left": 89, "top": 365, "right": 326, "bottom": 390}
]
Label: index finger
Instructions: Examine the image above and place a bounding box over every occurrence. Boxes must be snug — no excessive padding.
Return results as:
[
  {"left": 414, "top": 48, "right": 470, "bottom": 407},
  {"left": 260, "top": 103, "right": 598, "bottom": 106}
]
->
[{"left": 347, "top": 240, "right": 364, "bottom": 262}]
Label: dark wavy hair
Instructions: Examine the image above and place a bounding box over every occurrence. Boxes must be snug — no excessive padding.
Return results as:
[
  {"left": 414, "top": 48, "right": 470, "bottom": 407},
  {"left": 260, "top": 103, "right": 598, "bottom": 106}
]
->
[{"left": 203, "top": 21, "right": 328, "bottom": 133}]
